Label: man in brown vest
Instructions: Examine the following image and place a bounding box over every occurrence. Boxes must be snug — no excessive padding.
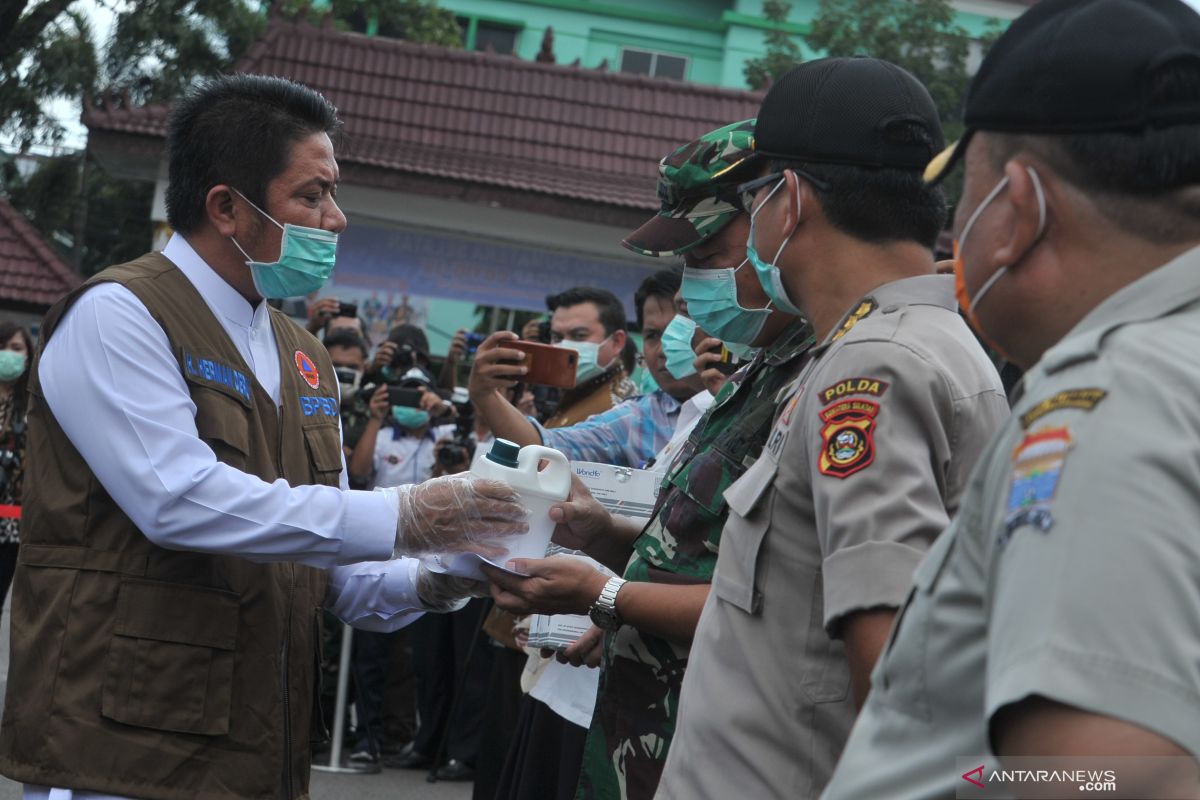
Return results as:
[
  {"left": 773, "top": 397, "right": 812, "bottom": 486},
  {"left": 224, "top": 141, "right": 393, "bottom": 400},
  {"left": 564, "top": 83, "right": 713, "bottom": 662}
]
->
[{"left": 0, "top": 75, "right": 527, "bottom": 800}]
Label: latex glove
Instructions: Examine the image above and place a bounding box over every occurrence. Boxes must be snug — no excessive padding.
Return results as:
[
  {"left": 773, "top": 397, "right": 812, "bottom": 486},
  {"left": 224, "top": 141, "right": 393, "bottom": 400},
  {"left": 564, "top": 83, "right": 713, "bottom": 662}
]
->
[
  {"left": 415, "top": 563, "right": 488, "bottom": 613},
  {"left": 387, "top": 475, "right": 528, "bottom": 558}
]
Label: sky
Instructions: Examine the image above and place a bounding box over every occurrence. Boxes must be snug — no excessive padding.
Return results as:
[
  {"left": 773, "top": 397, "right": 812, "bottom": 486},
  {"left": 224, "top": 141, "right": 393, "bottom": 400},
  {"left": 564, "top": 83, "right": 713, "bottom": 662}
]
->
[{"left": 4, "top": 1, "right": 117, "bottom": 155}]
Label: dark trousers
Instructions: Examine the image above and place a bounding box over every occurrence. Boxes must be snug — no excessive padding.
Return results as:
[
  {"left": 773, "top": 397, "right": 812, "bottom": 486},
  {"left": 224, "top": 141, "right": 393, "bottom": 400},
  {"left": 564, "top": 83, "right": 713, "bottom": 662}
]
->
[
  {"left": 0, "top": 542, "right": 18, "bottom": 616},
  {"left": 410, "top": 598, "right": 494, "bottom": 764},
  {"left": 351, "top": 628, "right": 417, "bottom": 754},
  {"left": 493, "top": 695, "right": 588, "bottom": 800},
  {"left": 473, "top": 645, "right": 527, "bottom": 800}
]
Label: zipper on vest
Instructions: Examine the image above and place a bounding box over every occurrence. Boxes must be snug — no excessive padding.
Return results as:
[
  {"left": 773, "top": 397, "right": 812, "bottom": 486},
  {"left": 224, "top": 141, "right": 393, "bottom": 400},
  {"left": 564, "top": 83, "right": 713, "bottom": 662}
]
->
[{"left": 282, "top": 565, "right": 295, "bottom": 799}]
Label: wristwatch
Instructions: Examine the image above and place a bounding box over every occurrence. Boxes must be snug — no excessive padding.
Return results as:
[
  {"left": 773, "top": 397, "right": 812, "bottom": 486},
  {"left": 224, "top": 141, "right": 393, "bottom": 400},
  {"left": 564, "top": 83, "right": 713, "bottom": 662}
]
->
[{"left": 588, "top": 576, "right": 627, "bottom": 632}]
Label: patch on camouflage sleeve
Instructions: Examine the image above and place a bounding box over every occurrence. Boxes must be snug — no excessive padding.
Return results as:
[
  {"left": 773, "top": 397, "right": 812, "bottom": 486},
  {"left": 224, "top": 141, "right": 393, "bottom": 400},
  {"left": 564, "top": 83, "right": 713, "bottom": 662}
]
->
[
  {"left": 1019, "top": 388, "right": 1107, "bottom": 428},
  {"left": 817, "top": 399, "right": 879, "bottom": 478}
]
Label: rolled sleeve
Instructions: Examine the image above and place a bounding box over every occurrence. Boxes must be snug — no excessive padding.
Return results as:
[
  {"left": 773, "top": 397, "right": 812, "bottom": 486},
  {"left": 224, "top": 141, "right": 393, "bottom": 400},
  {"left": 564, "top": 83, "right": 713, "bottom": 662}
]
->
[
  {"left": 822, "top": 540, "right": 928, "bottom": 631},
  {"left": 808, "top": 340, "right": 954, "bottom": 634}
]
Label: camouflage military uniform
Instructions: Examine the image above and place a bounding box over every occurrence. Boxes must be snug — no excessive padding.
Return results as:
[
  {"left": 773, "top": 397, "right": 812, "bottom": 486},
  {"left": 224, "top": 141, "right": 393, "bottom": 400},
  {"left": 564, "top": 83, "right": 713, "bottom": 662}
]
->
[{"left": 575, "top": 319, "right": 814, "bottom": 800}]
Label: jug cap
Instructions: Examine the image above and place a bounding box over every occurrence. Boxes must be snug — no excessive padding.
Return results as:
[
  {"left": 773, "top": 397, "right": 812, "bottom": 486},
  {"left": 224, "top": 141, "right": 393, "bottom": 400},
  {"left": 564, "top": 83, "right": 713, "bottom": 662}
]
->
[{"left": 485, "top": 439, "right": 521, "bottom": 469}]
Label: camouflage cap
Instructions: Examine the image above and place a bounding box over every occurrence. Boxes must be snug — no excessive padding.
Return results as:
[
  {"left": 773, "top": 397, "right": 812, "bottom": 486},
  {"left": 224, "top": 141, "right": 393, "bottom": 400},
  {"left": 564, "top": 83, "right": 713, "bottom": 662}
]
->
[{"left": 623, "top": 119, "right": 756, "bottom": 258}]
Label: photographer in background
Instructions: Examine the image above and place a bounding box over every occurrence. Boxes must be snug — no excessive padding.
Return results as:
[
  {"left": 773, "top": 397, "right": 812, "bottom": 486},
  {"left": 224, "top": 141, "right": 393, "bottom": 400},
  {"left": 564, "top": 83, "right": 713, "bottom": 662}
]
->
[
  {"left": 366, "top": 323, "right": 434, "bottom": 386},
  {"left": 438, "top": 328, "right": 486, "bottom": 392},
  {"left": 307, "top": 296, "right": 366, "bottom": 341},
  {"left": 324, "top": 327, "right": 372, "bottom": 469},
  {"left": 346, "top": 359, "right": 456, "bottom": 770},
  {"left": 0, "top": 321, "right": 31, "bottom": 615}
]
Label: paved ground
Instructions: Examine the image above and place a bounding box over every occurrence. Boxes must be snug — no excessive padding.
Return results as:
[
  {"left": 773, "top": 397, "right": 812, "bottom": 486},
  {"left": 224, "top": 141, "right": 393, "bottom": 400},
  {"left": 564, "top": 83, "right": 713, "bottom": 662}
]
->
[{"left": 0, "top": 595, "right": 473, "bottom": 800}]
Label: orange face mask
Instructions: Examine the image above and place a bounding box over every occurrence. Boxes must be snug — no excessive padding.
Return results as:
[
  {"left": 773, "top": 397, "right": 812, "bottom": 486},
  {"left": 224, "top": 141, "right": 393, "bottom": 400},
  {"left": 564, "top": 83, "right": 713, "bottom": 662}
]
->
[{"left": 952, "top": 167, "right": 1047, "bottom": 362}]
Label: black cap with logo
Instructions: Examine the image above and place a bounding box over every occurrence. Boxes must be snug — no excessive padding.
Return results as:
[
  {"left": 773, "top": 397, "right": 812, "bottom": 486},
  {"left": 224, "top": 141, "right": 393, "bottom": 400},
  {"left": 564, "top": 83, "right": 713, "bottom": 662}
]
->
[
  {"left": 752, "top": 56, "right": 944, "bottom": 171},
  {"left": 925, "top": 0, "right": 1200, "bottom": 185}
]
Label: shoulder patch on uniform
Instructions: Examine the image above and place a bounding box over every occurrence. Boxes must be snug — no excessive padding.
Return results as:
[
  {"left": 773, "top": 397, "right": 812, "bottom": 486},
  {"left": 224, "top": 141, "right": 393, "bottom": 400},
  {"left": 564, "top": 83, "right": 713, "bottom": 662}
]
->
[
  {"left": 831, "top": 300, "right": 877, "bottom": 342},
  {"left": 817, "top": 399, "right": 879, "bottom": 478},
  {"left": 295, "top": 350, "right": 320, "bottom": 390},
  {"left": 1019, "top": 388, "right": 1107, "bottom": 429},
  {"left": 819, "top": 376, "right": 890, "bottom": 405},
  {"left": 1003, "top": 426, "right": 1071, "bottom": 545}
]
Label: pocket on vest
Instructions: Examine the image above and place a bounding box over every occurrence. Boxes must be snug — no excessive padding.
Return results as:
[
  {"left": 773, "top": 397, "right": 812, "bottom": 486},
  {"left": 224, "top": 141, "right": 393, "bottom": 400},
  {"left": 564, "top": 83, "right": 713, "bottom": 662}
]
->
[
  {"left": 102, "top": 578, "right": 239, "bottom": 736},
  {"left": 194, "top": 388, "right": 251, "bottom": 470},
  {"left": 303, "top": 423, "right": 343, "bottom": 486}
]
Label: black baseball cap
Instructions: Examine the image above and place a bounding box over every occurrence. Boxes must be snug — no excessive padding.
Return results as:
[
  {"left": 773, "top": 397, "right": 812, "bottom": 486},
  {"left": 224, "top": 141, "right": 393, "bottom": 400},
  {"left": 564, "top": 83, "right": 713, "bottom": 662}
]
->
[
  {"left": 925, "top": 0, "right": 1200, "bottom": 185},
  {"left": 751, "top": 57, "right": 944, "bottom": 171}
]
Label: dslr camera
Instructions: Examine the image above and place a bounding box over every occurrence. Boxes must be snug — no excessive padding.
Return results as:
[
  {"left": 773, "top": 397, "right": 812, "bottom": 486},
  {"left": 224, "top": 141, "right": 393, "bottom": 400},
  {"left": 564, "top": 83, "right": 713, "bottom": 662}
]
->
[{"left": 437, "top": 388, "right": 475, "bottom": 472}]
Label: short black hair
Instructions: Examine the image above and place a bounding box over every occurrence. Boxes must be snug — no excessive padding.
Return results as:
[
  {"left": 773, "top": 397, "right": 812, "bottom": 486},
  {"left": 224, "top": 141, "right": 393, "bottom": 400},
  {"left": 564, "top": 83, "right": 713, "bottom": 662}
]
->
[
  {"left": 633, "top": 268, "right": 682, "bottom": 330},
  {"left": 986, "top": 62, "right": 1200, "bottom": 244},
  {"left": 323, "top": 328, "right": 369, "bottom": 360},
  {"left": 767, "top": 123, "right": 947, "bottom": 248},
  {"left": 546, "top": 287, "right": 627, "bottom": 337},
  {"left": 165, "top": 74, "right": 341, "bottom": 234}
]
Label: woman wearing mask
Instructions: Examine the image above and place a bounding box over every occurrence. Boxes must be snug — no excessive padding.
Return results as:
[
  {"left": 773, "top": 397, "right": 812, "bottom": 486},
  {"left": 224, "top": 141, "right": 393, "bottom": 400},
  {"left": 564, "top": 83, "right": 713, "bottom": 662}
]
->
[{"left": 0, "top": 321, "right": 32, "bottom": 613}]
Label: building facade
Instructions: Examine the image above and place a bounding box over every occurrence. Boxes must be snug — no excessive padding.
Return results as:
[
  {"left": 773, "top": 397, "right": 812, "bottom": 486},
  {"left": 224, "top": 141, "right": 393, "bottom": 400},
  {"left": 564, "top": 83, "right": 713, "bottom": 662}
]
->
[{"left": 438, "top": 0, "right": 1031, "bottom": 90}]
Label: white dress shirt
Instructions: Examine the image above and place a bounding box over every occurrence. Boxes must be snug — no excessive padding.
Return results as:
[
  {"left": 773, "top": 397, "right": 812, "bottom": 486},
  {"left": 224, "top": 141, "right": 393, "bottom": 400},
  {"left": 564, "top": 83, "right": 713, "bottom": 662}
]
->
[
  {"left": 28, "top": 236, "right": 430, "bottom": 800},
  {"left": 648, "top": 389, "right": 714, "bottom": 472}
]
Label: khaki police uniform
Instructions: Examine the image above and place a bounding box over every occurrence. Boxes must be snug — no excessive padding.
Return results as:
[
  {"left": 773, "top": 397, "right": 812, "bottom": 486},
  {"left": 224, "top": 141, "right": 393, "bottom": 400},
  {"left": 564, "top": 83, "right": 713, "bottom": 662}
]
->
[
  {"left": 822, "top": 246, "right": 1200, "bottom": 798},
  {"left": 656, "top": 274, "right": 1009, "bottom": 800}
]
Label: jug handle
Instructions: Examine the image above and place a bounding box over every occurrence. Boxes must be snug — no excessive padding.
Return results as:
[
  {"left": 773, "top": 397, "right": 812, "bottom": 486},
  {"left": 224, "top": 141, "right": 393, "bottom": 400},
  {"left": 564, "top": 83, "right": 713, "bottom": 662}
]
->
[{"left": 517, "top": 446, "right": 572, "bottom": 499}]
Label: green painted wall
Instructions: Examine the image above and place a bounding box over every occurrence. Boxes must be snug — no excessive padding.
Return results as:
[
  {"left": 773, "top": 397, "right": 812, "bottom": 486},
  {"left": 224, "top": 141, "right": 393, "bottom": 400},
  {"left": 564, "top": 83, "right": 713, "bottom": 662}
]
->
[{"left": 436, "top": 0, "right": 1014, "bottom": 91}]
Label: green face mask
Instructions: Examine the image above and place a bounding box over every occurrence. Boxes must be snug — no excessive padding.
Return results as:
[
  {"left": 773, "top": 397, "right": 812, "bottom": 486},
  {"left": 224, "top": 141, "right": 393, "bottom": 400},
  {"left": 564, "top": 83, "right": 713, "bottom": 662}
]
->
[
  {"left": 0, "top": 350, "right": 26, "bottom": 382},
  {"left": 391, "top": 406, "right": 430, "bottom": 429},
  {"left": 661, "top": 315, "right": 698, "bottom": 379},
  {"left": 230, "top": 189, "right": 338, "bottom": 299}
]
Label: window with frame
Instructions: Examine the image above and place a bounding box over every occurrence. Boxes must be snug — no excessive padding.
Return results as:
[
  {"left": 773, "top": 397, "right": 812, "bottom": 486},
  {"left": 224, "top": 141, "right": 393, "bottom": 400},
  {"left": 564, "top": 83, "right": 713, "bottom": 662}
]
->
[
  {"left": 456, "top": 16, "right": 520, "bottom": 55},
  {"left": 619, "top": 48, "right": 688, "bottom": 80}
]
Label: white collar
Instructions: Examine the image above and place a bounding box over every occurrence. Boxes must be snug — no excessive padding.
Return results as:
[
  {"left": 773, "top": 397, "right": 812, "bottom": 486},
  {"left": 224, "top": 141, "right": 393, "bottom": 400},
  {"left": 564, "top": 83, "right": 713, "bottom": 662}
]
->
[{"left": 161, "top": 234, "right": 271, "bottom": 333}]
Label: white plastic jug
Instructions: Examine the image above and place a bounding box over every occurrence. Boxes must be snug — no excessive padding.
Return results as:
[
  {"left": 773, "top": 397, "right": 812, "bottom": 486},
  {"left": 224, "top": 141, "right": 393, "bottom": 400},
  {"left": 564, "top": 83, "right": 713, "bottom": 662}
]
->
[{"left": 470, "top": 439, "right": 572, "bottom": 565}]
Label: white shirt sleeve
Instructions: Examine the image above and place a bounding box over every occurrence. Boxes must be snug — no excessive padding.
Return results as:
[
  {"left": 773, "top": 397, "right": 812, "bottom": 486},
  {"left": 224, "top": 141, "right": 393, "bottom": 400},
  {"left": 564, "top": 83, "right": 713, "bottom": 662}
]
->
[
  {"left": 38, "top": 284, "right": 398, "bottom": 568},
  {"left": 326, "top": 557, "right": 426, "bottom": 632}
]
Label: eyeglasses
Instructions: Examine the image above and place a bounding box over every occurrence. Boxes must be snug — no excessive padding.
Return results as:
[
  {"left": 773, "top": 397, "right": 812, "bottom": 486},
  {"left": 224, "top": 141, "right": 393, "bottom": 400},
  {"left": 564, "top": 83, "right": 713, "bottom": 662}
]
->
[{"left": 736, "top": 169, "right": 831, "bottom": 215}]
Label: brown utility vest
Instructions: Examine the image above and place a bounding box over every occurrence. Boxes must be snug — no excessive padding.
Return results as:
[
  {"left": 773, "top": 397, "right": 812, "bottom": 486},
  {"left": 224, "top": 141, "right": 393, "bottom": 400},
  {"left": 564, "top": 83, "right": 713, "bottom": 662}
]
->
[{"left": 0, "top": 253, "right": 345, "bottom": 800}]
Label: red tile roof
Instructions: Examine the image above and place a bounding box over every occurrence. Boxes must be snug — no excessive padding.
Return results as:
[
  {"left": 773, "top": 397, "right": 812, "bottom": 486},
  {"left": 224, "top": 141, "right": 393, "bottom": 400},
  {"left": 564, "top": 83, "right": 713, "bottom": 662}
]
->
[
  {"left": 0, "top": 198, "right": 80, "bottom": 309},
  {"left": 83, "top": 15, "right": 763, "bottom": 211}
]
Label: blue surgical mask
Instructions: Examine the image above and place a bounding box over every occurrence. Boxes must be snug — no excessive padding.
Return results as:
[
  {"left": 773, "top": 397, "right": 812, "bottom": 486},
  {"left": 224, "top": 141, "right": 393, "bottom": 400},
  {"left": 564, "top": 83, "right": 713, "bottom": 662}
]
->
[
  {"left": 635, "top": 366, "right": 659, "bottom": 395},
  {"left": 0, "top": 351, "right": 25, "bottom": 382},
  {"left": 661, "top": 315, "right": 698, "bottom": 379},
  {"left": 558, "top": 337, "right": 611, "bottom": 383},
  {"left": 391, "top": 406, "right": 430, "bottom": 429},
  {"left": 229, "top": 189, "right": 338, "bottom": 299},
  {"left": 681, "top": 260, "right": 772, "bottom": 346},
  {"left": 747, "top": 178, "right": 804, "bottom": 316}
]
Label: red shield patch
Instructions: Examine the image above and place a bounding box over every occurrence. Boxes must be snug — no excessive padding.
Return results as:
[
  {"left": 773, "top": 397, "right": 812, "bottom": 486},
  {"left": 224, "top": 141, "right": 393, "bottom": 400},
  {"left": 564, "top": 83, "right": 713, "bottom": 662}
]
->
[
  {"left": 818, "top": 399, "right": 879, "bottom": 478},
  {"left": 295, "top": 350, "right": 320, "bottom": 390}
]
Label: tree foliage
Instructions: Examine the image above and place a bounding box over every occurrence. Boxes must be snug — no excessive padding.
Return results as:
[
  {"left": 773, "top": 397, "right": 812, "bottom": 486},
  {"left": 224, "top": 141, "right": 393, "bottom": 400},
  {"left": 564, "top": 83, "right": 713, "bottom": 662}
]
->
[
  {"left": 4, "top": 152, "right": 154, "bottom": 276},
  {"left": 3, "top": 0, "right": 464, "bottom": 277},
  {"left": 0, "top": 3, "right": 98, "bottom": 151},
  {"left": 806, "top": 0, "right": 1000, "bottom": 143},
  {"left": 743, "top": 1, "right": 802, "bottom": 91}
]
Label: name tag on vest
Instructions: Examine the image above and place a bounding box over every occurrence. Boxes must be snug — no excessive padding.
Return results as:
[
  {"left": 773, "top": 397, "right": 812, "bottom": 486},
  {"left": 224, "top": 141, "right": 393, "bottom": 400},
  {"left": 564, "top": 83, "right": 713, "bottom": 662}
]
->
[{"left": 182, "top": 350, "right": 253, "bottom": 407}]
